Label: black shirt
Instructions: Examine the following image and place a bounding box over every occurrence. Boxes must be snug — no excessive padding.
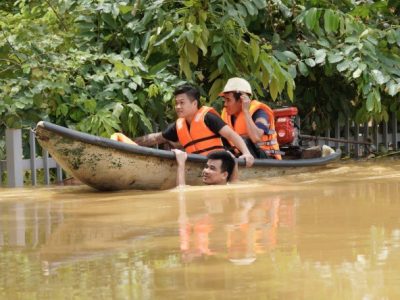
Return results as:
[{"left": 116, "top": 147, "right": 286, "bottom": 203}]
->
[{"left": 162, "top": 112, "right": 227, "bottom": 142}]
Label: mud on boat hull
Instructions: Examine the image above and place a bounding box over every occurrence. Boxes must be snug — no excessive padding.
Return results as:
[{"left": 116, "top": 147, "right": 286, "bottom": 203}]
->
[{"left": 35, "top": 121, "right": 342, "bottom": 191}]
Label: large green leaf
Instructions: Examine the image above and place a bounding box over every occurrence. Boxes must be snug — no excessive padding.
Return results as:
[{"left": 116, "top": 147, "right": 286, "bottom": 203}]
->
[
  {"left": 305, "top": 58, "right": 316, "bottom": 67},
  {"left": 366, "top": 92, "right": 374, "bottom": 112},
  {"left": 305, "top": 8, "right": 318, "bottom": 31},
  {"left": 298, "top": 61, "right": 309, "bottom": 76},
  {"left": 324, "top": 10, "right": 339, "bottom": 34},
  {"left": 269, "top": 76, "right": 278, "bottom": 100},
  {"left": 314, "top": 49, "right": 326, "bottom": 64},
  {"left": 253, "top": 0, "right": 266, "bottom": 10},
  {"left": 386, "top": 80, "right": 400, "bottom": 96},
  {"left": 336, "top": 60, "right": 350, "bottom": 72},
  {"left": 283, "top": 51, "right": 298, "bottom": 61},
  {"left": 217, "top": 56, "right": 225, "bottom": 71},
  {"left": 179, "top": 56, "right": 192, "bottom": 79},
  {"left": 250, "top": 38, "right": 260, "bottom": 62},
  {"left": 352, "top": 68, "right": 362, "bottom": 78},
  {"left": 209, "top": 78, "right": 224, "bottom": 101},
  {"left": 242, "top": 1, "right": 257, "bottom": 16},
  {"left": 328, "top": 54, "right": 344, "bottom": 63},
  {"left": 371, "top": 69, "right": 390, "bottom": 85}
]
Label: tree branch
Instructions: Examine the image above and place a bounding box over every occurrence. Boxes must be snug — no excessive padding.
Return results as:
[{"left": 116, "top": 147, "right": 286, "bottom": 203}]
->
[
  {"left": 1, "top": 33, "right": 23, "bottom": 64},
  {"left": 44, "top": 0, "right": 68, "bottom": 31},
  {"left": 0, "top": 65, "right": 16, "bottom": 75},
  {"left": 0, "top": 58, "right": 22, "bottom": 66}
]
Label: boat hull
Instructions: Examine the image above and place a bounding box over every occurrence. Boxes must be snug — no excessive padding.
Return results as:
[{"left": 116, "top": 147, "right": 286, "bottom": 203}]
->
[{"left": 35, "top": 121, "right": 341, "bottom": 190}]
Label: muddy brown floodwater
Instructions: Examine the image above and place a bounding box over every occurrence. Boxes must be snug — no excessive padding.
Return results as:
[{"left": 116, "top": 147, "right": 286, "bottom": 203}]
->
[{"left": 0, "top": 158, "right": 400, "bottom": 299}]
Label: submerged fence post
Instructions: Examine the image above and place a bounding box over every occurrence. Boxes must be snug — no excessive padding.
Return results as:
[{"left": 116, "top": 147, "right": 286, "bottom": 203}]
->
[
  {"left": 344, "top": 119, "right": 350, "bottom": 156},
  {"left": 363, "top": 122, "right": 369, "bottom": 155},
  {"left": 391, "top": 112, "right": 398, "bottom": 150},
  {"left": 373, "top": 122, "right": 379, "bottom": 152},
  {"left": 325, "top": 129, "right": 331, "bottom": 147},
  {"left": 29, "top": 130, "right": 37, "bottom": 185},
  {"left": 354, "top": 124, "right": 360, "bottom": 158},
  {"left": 335, "top": 120, "right": 340, "bottom": 150},
  {"left": 6, "top": 129, "right": 23, "bottom": 187},
  {"left": 382, "top": 122, "right": 389, "bottom": 150},
  {"left": 43, "top": 149, "right": 50, "bottom": 185},
  {"left": 56, "top": 164, "right": 63, "bottom": 183}
]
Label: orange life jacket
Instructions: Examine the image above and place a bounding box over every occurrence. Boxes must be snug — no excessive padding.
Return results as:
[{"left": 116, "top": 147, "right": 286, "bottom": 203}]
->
[
  {"left": 221, "top": 100, "right": 282, "bottom": 160},
  {"left": 110, "top": 132, "right": 137, "bottom": 145},
  {"left": 176, "top": 106, "right": 225, "bottom": 156}
]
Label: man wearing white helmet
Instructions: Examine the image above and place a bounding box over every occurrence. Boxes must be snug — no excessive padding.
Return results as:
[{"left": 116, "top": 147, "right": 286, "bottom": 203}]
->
[{"left": 219, "top": 77, "right": 282, "bottom": 160}]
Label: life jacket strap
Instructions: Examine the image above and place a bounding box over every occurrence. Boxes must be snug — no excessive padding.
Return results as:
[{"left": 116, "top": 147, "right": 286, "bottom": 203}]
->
[
  {"left": 264, "top": 149, "right": 286, "bottom": 156},
  {"left": 192, "top": 145, "right": 225, "bottom": 155},
  {"left": 265, "top": 129, "right": 276, "bottom": 135},
  {"left": 256, "top": 139, "right": 278, "bottom": 146},
  {"left": 182, "top": 134, "right": 220, "bottom": 149}
]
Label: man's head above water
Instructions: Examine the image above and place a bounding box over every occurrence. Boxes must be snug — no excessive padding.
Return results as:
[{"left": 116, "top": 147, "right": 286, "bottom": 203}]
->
[
  {"left": 202, "top": 151, "right": 236, "bottom": 185},
  {"left": 173, "top": 149, "right": 238, "bottom": 187}
]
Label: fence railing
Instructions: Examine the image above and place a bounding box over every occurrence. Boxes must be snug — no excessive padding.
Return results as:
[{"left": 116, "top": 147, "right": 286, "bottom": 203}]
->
[
  {"left": 0, "top": 128, "right": 63, "bottom": 187},
  {"left": 0, "top": 114, "right": 399, "bottom": 187},
  {"left": 308, "top": 114, "right": 399, "bottom": 158}
]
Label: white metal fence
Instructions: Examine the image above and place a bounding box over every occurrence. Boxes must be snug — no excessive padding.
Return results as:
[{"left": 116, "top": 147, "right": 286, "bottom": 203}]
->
[
  {"left": 310, "top": 115, "right": 399, "bottom": 157},
  {"left": 0, "top": 128, "right": 63, "bottom": 187}
]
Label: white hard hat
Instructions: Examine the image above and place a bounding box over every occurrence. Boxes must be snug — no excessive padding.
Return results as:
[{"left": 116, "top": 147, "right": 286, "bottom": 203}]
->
[{"left": 219, "top": 77, "right": 252, "bottom": 96}]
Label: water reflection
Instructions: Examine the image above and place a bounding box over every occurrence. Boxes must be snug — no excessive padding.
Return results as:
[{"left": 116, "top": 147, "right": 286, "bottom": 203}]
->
[
  {"left": 178, "top": 192, "right": 292, "bottom": 265},
  {"left": 0, "top": 200, "right": 64, "bottom": 249},
  {"left": 0, "top": 160, "right": 400, "bottom": 299}
]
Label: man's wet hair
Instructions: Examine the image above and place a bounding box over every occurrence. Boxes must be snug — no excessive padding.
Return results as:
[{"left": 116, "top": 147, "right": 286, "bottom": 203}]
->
[
  {"left": 174, "top": 84, "right": 200, "bottom": 108},
  {"left": 207, "top": 151, "right": 235, "bottom": 181},
  {"left": 233, "top": 91, "right": 251, "bottom": 102}
]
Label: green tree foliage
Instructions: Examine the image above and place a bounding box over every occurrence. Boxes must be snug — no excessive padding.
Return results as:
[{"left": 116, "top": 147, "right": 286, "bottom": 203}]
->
[
  {"left": 256, "top": 0, "right": 400, "bottom": 131},
  {"left": 0, "top": 0, "right": 399, "bottom": 136}
]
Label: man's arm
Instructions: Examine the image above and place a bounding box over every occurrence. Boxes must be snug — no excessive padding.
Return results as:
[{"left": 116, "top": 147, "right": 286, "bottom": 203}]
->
[
  {"left": 230, "top": 155, "right": 239, "bottom": 183},
  {"left": 219, "top": 125, "right": 254, "bottom": 167},
  {"left": 134, "top": 132, "right": 167, "bottom": 146},
  {"left": 172, "top": 149, "right": 187, "bottom": 187},
  {"left": 241, "top": 94, "right": 265, "bottom": 143}
]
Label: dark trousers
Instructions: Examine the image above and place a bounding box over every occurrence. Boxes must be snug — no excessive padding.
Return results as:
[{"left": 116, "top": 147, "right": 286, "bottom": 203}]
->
[
  {"left": 223, "top": 137, "right": 269, "bottom": 159},
  {"left": 242, "top": 138, "right": 269, "bottom": 159}
]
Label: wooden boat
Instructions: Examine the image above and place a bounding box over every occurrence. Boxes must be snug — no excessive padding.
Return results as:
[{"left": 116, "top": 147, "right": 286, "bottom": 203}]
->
[{"left": 35, "top": 121, "right": 342, "bottom": 191}]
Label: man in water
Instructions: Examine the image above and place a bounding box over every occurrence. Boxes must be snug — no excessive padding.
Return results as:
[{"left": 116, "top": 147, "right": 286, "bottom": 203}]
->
[{"left": 173, "top": 149, "right": 238, "bottom": 186}]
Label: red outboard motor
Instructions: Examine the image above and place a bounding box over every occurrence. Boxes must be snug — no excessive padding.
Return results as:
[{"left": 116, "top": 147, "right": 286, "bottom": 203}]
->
[
  {"left": 273, "top": 107, "right": 299, "bottom": 146},
  {"left": 273, "top": 107, "right": 301, "bottom": 158}
]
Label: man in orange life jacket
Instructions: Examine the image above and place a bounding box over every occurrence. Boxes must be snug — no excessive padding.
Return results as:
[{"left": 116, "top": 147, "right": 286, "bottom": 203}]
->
[
  {"left": 134, "top": 84, "right": 254, "bottom": 166},
  {"left": 219, "top": 78, "right": 282, "bottom": 160}
]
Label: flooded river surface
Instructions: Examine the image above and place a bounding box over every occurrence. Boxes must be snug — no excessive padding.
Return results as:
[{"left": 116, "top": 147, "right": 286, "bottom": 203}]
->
[{"left": 1, "top": 159, "right": 400, "bottom": 299}]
